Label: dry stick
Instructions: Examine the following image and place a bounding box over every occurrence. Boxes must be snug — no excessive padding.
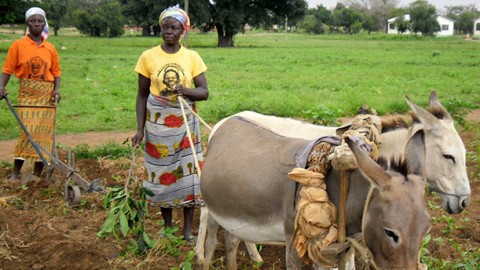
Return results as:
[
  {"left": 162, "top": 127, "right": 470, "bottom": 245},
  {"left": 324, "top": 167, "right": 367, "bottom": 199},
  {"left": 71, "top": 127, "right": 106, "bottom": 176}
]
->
[
  {"left": 338, "top": 170, "right": 350, "bottom": 269},
  {"left": 178, "top": 96, "right": 202, "bottom": 178}
]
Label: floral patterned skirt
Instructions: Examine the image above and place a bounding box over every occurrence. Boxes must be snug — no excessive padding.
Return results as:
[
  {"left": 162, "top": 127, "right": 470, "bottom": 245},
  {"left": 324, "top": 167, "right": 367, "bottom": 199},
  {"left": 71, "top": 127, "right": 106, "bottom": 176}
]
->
[
  {"left": 14, "top": 79, "right": 56, "bottom": 163},
  {"left": 142, "top": 94, "right": 203, "bottom": 208}
]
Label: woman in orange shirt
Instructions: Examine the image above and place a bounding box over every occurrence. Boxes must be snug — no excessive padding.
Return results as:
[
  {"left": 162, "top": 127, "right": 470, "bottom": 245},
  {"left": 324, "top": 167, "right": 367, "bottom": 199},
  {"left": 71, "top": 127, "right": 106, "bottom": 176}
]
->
[{"left": 0, "top": 7, "right": 61, "bottom": 180}]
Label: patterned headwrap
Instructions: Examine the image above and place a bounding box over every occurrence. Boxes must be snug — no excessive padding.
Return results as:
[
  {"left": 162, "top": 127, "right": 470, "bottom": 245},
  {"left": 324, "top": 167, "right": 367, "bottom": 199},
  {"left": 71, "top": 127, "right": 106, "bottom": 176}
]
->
[
  {"left": 159, "top": 4, "right": 190, "bottom": 33},
  {"left": 25, "top": 7, "right": 50, "bottom": 40}
]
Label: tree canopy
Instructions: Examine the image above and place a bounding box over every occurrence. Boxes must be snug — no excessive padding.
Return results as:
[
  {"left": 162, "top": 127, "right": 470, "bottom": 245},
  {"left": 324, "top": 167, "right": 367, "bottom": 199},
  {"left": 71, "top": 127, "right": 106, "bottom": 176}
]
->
[
  {"left": 445, "top": 4, "right": 479, "bottom": 34},
  {"left": 408, "top": 0, "right": 439, "bottom": 36},
  {"left": 40, "top": 0, "right": 68, "bottom": 36},
  {"left": 206, "top": 0, "right": 308, "bottom": 47},
  {"left": 74, "top": 0, "right": 125, "bottom": 37},
  {"left": 0, "top": 0, "right": 37, "bottom": 24}
]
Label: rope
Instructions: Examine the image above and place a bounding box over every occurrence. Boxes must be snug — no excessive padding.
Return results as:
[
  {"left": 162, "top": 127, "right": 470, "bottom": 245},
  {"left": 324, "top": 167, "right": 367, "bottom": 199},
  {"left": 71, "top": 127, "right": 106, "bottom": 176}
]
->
[
  {"left": 179, "top": 97, "right": 212, "bottom": 132},
  {"left": 178, "top": 96, "right": 203, "bottom": 178},
  {"left": 347, "top": 237, "right": 380, "bottom": 270}
]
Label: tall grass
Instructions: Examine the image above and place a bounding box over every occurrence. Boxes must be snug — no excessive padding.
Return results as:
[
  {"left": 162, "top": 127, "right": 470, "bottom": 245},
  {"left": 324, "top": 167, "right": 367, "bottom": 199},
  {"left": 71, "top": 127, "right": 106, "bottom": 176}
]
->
[{"left": 0, "top": 29, "right": 479, "bottom": 140}]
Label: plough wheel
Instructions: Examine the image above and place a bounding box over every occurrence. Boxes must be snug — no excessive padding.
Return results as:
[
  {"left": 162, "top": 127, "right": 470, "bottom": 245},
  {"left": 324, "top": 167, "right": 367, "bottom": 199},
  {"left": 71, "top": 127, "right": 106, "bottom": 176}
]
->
[{"left": 65, "top": 185, "right": 81, "bottom": 205}]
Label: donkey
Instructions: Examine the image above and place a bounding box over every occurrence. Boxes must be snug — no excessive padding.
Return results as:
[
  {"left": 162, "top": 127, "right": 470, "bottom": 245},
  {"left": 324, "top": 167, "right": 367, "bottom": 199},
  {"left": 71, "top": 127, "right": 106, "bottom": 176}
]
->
[
  {"left": 203, "top": 92, "right": 470, "bottom": 214},
  {"left": 199, "top": 114, "right": 432, "bottom": 269},
  {"left": 195, "top": 92, "right": 469, "bottom": 267}
]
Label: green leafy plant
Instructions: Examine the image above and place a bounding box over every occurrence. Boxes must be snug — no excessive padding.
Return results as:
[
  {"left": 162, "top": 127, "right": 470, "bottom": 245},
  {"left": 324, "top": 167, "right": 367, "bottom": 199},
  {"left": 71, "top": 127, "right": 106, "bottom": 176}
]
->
[
  {"left": 443, "top": 98, "right": 477, "bottom": 126},
  {"left": 303, "top": 105, "right": 342, "bottom": 126},
  {"left": 171, "top": 250, "right": 195, "bottom": 270},
  {"left": 0, "top": 161, "right": 12, "bottom": 168},
  {"left": 97, "top": 148, "right": 154, "bottom": 255},
  {"left": 432, "top": 214, "right": 459, "bottom": 236},
  {"left": 73, "top": 142, "right": 133, "bottom": 160},
  {"left": 450, "top": 240, "right": 479, "bottom": 270},
  {"left": 41, "top": 188, "right": 55, "bottom": 199},
  {"left": 98, "top": 182, "right": 154, "bottom": 254},
  {"left": 158, "top": 227, "right": 188, "bottom": 256}
]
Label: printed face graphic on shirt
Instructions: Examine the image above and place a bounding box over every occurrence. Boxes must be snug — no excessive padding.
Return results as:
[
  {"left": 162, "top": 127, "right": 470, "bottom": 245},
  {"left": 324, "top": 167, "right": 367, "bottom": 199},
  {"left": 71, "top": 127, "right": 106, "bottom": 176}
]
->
[
  {"left": 163, "top": 69, "right": 179, "bottom": 90},
  {"left": 28, "top": 56, "right": 46, "bottom": 80},
  {"left": 157, "top": 64, "right": 186, "bottom": 101}
]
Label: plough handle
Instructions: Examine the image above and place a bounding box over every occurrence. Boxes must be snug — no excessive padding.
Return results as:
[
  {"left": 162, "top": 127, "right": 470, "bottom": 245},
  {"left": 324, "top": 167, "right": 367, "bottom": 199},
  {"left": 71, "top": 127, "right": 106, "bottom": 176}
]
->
[{"left": 3, "top": 95, "right": 50, "bottom": 166}]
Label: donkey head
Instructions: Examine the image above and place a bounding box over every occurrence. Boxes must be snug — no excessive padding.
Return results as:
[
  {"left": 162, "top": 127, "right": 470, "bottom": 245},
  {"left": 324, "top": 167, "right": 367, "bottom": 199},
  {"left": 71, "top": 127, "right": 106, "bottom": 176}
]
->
[
  {"left": 406, "top": 91, "right": 470, "bottom": 214},
  {"left": 346, "top": 130, "right": 432, "bottom": 270}
]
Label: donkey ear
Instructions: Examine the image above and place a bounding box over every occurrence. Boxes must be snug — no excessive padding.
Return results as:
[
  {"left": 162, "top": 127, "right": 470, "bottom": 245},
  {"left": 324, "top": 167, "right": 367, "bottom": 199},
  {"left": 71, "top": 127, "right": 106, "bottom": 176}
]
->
[
  {"left": 345, "top": 136, "right": 391, "bottom": 190},
  {"left": 405, "top": 130, "right": 426, "bottom": 178},
  {"left": 406, "top": 95, "right": 438, "bottom": 131},
  {"left": 428, "top": 91, "right": 453, "bottom": 122}
]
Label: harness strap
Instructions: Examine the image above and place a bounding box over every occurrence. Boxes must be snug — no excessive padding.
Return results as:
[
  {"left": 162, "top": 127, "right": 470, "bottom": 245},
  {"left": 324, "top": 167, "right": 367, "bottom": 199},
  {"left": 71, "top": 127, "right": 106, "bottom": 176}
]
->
[{"left": 347, "top": 236, "right": 380, "bottom": 270}]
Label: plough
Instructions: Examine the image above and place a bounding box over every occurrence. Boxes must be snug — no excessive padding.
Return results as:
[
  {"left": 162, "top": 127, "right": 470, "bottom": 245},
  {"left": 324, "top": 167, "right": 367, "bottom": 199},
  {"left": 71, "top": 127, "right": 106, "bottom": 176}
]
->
[{"left": 3, "top": 96, "right": 104, "bottom": 205}]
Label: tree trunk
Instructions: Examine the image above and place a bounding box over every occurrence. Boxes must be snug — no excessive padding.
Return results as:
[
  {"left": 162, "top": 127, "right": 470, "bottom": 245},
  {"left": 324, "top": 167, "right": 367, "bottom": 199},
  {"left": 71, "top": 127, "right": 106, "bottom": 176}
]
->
[
  {"left": 54, "top": 27, "right": 59, "bottom": 36},
  {"left": 142, "top": 26, "right": 151, "bottom": 36},
  {"left": 216, "top": 24, "right": 234, "bottom": 47}
]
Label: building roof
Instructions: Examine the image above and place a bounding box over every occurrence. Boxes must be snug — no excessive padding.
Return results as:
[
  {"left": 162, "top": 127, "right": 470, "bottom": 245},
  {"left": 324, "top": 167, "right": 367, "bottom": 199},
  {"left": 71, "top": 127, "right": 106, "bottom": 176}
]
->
[{"left": 387, "top": 14, "right": 455, "bottom": 23}]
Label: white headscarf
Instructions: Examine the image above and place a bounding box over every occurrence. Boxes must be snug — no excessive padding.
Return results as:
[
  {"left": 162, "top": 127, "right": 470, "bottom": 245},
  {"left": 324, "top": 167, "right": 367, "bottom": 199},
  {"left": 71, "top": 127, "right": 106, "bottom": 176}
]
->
[{"left": 25, "top": 7, "right": 50, "bottom": 40}]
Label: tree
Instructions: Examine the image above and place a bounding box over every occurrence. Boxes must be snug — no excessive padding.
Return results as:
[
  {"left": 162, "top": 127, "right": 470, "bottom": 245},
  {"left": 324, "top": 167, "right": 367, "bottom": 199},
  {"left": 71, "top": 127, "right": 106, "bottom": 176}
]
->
[
  {"left": 445, "top": 5, "right": 479, "bottom": 34},
  {"left": 301, "top": 14, "right": 324, "bottom": 34},
  {"left": 394, "top": 14, "right": 410, "bottom": 33},
  {"left": 362, "top": 14, "right": 377, "bottom": 34},
  {"left": 0, "top": 0, "right": 41, "bottom": 24},
  {"left": 40, "top": 0, "right": 68, "bottom": 36},
  {"left": 208, "top": 0, "right": 307, "bottom": 47},
  {"left": 312, "top": 4, "right": 333, "bottom": 26},
  {"left": 300, "top": 5, "right": 331, "bottom": 34},
  {"left": 332, "top": 3, "right": 363, "bottom": 34},
  {"left": 74, "top": 0, "right": 125, "bottom": 37},
  {"left": 409, "top": 0, "right": 439, "bottom": 36},
  {"left": 120, "top": 0, "right": 169, "bottom": 36},
  {"left": 368, "top": 0, "right": 399, "bottom": 32},
  {"left": 346, "top": 2, "right": 380, "bottom": 34},
  {"left": 118, "top": 0, "right": 211, "bottom": 36}
]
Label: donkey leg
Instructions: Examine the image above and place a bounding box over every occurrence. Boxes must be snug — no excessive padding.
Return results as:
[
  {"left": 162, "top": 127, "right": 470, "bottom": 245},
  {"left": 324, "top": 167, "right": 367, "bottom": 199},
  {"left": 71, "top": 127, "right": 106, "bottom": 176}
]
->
[
  {"left": 224, "top": 230, "right": 242, "bottom": 270},
  {"left": 201, "top": 213, "right": 220, "bottom": 270},
  {"left": 244, "top": 241, "right": 263, "bottom": 263},
  {"left": 195, "top": 206, "right": 209, "bottom": 264}
]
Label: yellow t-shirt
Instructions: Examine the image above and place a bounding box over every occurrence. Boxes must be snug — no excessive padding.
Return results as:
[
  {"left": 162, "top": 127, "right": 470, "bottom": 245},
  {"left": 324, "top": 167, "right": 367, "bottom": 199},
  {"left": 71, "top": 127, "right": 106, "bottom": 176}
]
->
[{"left": 135, "top": 45, "right": 207, "bottom": 97}]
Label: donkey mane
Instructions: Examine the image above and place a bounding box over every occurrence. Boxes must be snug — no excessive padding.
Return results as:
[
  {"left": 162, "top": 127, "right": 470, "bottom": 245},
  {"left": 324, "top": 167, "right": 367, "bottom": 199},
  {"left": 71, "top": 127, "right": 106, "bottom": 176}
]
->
[
  {"left": 377, "top": 156, "right": 409, "bottom": 180},
  {"left": 380, "top": 114, "right": 411, "bottom": 133},
  {"left": 380, "top": 106, "right": 449, "bottom": 133},
  {"left": 419, "top": 106, "right": 450, "bottom": 120}
]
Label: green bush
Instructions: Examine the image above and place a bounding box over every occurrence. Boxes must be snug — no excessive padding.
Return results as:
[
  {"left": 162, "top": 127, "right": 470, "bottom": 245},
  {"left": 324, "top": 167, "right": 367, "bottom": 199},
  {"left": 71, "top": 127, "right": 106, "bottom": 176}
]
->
[{"left": 72, "top": 142, "right": 133, "bottom": 160}]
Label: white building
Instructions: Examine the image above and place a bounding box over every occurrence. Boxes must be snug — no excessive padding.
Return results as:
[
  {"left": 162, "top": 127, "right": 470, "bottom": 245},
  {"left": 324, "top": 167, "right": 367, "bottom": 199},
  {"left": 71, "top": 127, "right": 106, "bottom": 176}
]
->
[
  {"left": 474, "top": 18, "right": 480, "bottom": 36},
  {"left": 387, "top": 14, "right": 455, "bottom": 36}
]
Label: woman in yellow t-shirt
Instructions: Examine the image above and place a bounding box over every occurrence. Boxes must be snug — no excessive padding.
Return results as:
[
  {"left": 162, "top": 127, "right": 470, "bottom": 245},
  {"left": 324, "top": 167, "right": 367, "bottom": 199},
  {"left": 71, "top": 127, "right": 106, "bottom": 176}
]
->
[
  {"left": 132, "top": 5, "right": 209, "bottom": 242},
  {"left": 0, "top": 7, "right": 61, "bottom": 180}
]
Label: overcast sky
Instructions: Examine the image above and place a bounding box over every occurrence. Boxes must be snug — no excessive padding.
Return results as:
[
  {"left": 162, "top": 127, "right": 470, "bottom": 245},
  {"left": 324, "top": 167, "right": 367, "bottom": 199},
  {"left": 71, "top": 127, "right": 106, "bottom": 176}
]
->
[{"left": 307, "top": 0, "right": 480, "bottom": 10}]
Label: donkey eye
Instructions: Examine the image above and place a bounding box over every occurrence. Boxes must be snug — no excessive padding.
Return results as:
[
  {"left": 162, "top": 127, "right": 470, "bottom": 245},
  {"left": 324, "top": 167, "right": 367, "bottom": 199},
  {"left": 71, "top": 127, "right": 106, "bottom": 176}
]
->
[
  {"left": 384, "top": 229, "right": 399, "bottom": 243},
  {"left": 443, "top": 154, "right": 455, "bottom": 164}
]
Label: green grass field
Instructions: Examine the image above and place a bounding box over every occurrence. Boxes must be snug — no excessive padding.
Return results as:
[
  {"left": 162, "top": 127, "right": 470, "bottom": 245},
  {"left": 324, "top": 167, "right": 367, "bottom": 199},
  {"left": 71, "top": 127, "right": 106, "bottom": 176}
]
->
[{"left": 0, "top": 29, "right": 479, "bottom": 140}]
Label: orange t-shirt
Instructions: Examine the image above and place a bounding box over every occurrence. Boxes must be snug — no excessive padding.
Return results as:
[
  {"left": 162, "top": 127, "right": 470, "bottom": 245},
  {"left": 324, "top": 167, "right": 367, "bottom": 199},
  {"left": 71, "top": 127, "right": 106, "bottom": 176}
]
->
[{"left": 2, "top": 36, "right": 61, "bottom": 82}]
